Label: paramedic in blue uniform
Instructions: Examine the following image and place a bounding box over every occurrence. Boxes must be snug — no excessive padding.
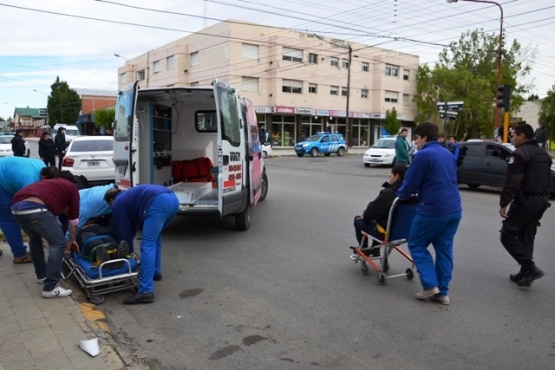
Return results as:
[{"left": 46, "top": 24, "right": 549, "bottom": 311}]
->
[
  {"left": 104, "top": 185, "right": 179, "bottom": 304},
  {"left": 500, "top": 123, "right": 551, "bottom": 287},
  {"left": 397, "top": 122, "right": 462, "bottom": 305},
  {"left": 0, "top": 157, "right": 48, "bottom": 264}
]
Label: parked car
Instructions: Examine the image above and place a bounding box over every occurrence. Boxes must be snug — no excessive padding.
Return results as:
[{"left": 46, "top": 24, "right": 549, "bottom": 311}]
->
[
  {"left": 0, "top": 134, "right": 30, "bottom": 157},
  {"left": 363, "top": 137, "right": 397, "bottom": 167},
  {"left": 61, "top": 136, "right": 115, "bottom": 184},
  {"left": 458, "top": 140, "right": 555, "bottom": 195},
  {"left": 262, "top": 143, "right": 272, "bottom": 159},
  {"left": 295, "top": 132, "right": 347, "bottom": 157}
]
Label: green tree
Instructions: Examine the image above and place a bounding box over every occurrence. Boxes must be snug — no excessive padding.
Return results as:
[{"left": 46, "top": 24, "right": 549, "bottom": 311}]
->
[
  {"left": 384, "top": 107, "right": 401, "bottom": 136},
  {"left": 414, "top": 29, "right": 534, "bottom": 139},
  {"left": 538, "top": 84, "right": 555, "bottom": 148},
  {"left": 47, "top": 76, "right": 82, "bottom": 126},
  {"left": 94, "top": 108, "right": 115, "bottom": 131}
]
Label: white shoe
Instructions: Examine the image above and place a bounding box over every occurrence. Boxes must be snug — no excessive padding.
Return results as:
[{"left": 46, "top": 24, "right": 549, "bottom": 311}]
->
[
  {"left": 42, "top": 285, "right": 72, "bottom": 298},
  {"left": 415, "top": 287, "right": 440, "bottom": 300}
]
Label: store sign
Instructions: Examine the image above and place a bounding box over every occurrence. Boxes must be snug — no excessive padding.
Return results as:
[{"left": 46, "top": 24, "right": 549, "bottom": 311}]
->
[
  {"left": 315, "top": 109, "right": 329, "bottom": 116},
  {"left": 329, "top": 110, "right": 346, "bottom": 117},
  {"left": 255, "top": 106, "right": 274, "bottom": 114},
  {"left": 295, "top": 108, "right": 313, "bottom": 115},
  {"left": 275, "top": 106, "right": 295, "bottom": 113}
]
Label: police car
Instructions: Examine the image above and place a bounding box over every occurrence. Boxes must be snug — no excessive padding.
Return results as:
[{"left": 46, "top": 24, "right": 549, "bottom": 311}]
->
[{"left": 295, "top": 132, "right": 347, "bottom": 157}]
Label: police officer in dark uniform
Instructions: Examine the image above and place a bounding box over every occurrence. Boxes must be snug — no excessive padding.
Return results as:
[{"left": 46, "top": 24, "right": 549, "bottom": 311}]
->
[{"left": 499, "top": 123, "right": 551, "bottom": 286}]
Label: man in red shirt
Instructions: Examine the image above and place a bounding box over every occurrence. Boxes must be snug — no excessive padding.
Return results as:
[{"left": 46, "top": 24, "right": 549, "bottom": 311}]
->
[{"left": 11, "top": 178, "right": 80, "bottom": 298}]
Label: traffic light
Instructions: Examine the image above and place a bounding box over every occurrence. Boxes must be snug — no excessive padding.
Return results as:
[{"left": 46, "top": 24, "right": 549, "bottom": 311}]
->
[{"left": 496, "top": 84, "right": 511, "bottom": 111}]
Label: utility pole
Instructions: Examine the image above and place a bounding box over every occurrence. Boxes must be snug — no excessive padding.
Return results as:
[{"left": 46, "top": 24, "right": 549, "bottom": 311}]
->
[{"left": 346, "top": 44, "right": 352, "bottom": 147}]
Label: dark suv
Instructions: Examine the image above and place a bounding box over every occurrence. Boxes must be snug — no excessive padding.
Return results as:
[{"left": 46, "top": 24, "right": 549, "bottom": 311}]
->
[{"left": 458, "top": 140, "right": 555, "bottom": 195}]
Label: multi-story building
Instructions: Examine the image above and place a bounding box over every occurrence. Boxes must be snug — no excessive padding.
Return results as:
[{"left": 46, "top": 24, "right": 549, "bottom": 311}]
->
[{"left": 116, "top": 20, "right": 419, "bottom": 148}]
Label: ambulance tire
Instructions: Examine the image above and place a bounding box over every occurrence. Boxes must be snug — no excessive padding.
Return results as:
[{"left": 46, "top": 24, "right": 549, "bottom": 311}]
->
[
  {"left": 260, "top": 172, "right": 269, "bottom": 202},
  {"left": 235, "top": 204, "right": 252, "bottom": 231}
]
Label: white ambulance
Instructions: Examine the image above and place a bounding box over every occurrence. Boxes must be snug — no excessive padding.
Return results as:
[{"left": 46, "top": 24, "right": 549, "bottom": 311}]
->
[{"left": 112, "top": 79, "right": 268, "bottom": 230}]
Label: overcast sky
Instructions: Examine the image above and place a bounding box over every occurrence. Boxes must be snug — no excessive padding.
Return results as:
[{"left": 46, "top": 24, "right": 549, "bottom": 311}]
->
[{"left": 1, "top": 0, "right": 553, "bottom": 120}]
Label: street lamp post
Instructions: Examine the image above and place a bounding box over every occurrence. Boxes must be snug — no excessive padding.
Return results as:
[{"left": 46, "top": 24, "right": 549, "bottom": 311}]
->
[
  {"left": 447, "top": 0, "right": 504, "bottom": 129},
  {"left": 114, "top": 53, "right": 136, "bottom": 85}
]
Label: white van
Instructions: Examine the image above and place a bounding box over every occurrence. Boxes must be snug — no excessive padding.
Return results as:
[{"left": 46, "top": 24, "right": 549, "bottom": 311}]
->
[
  {"left": 53, "top": 124, "right": 80, "bottom": 143},
  {"left": 112, "top": 79, "right": 268, "bottom": 230}
]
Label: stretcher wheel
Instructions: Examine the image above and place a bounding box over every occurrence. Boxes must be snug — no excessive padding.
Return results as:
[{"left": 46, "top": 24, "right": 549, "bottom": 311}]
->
[
  {"left": 377, "top": 273, "right": 386, "bottom": 285},
  {"left": 406, "top": 268, "right": 414, "bottom": 280},
  {"left": 89, "top": 295, "right": 105, "bottom": 305},
  {"left": 360, "top": 262, "right": 369, "bottom": 276}
]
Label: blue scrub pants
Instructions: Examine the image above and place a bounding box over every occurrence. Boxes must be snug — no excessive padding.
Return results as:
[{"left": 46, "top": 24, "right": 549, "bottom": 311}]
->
[
  {"left": 0, "top": 187, "right": 28, "bottom": 258},
  {"left": 408, "top": 212, "right": 462, "bottom": 296},
  {"left": 138, "top": 192, "right": 179, "bottom": 293}
]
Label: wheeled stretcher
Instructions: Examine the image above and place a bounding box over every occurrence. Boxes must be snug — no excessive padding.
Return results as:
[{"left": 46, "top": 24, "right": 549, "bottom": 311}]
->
[
  {"left": 62, "top": 251, "right": 139, "bottom": 305},
  {"left": 350, "top": 196, "right": 418, "bottom": 285}
]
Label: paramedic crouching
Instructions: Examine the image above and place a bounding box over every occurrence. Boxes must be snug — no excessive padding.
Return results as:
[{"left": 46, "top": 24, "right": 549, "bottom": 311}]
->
[{"left": 104, "top": 185, "right": 179, "bottom": 304}]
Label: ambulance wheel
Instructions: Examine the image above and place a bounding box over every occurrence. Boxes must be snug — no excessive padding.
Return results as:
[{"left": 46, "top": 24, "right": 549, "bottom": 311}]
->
[
  {"left": 361, "top": 262, "right": 369, "bottom": 276},
  {"left": 310, "top": 148, "right": 319, "bottom": 157},
  {"left": 406, "top": 268, "right": 414, "bottom": 280},
  {"left": 337, "top": 147, "right": 346, "bottom": 156},
  {"left": 89, "top": 295, "right": 104, "bottom": 305},
  {"left": 260, "top": 172, "right": 269, "bottom": 202},
  {"left": 235, "top": 204, "right": 252, "bottom": 231},
  {"left": 377, "top": 273, "right": 386, "bottom": 285}
]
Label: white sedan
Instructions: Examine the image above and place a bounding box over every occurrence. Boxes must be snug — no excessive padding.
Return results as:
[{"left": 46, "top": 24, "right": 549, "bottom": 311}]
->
[{"left": 61, "top": 136, "right": 114, "bottom": 183}]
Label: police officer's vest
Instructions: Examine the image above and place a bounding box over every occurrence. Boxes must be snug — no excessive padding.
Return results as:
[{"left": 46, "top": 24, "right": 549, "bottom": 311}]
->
[{"left": 514, "top": 142, "right": 552, "bottom": 195}]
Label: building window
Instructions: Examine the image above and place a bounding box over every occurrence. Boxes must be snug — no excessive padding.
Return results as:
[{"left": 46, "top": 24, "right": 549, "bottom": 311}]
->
[
  {"left": 403, "top": 69, "right": 410, "bottom": 81},
  {"left": 385, "top": 64, "right": 399, "bottom": 77},
  {"left": 341, "top": 87, "right": 348, "bottom": 96},
  {"left": 361, "top": 89, "right": 369, "bottom": 98},
  {"left": 120, "top": 72, "right": 128, "bottom": 85},
  {"left": 282, "top": 47, "right": 302, "bottom": 63},
  {"left": 242, "top": 77, "right": 259, "bottom": 92},
  {"left": 309, "top": 83, "right": 317, "bottom": 93},
  {"left": 137, "top": 70, "right": 145, "bottom": 81},
  {"left": 330, "top": 57, "right": 339, "bottom": 67},
  {"left": 385, "top": 90, "right": 399, "bottom": 103},
  {"left": 342, "top": 59, "right": 349, "bottom": 68},
  {"left": 361, "top": 62, "right": 369, "bottom": 72},
  {"left": 308, "top": 53, "right": 318, "bottom": 64},
  {"left": 153, "top": 60, "right": 161, "bottom": 74},
  {"left": 166, "top": 55, "right": 175, "bottom": 70},
  {"left": 190, "top": 51, "right": 199, "bottom": 66},
  {"left": 282, "top": 79, "right": 302, "bottom": 94},
  {"left": 330, "top": 86, "right": 339, "bottom": 95},
  {"left": 403, "top": 94, "right": 410, "bottom": 105},
  {"left": 242, "top": 43, "right": 259, "bottom": 60}
]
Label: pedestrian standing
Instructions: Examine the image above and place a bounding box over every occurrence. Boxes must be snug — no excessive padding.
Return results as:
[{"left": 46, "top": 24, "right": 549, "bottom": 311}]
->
[
  {"left": 54, "top": 127, "right": 68, "bottom": 170},
  {"left": 447, "top": 135, "right": 460, "bottom": 161},
  {"left": 104, "top": 185, "right": 179, "bottom": 304},
  {"left": 0, "top": 157, "right": 53, "bottom": 263},
  {"left": 500, "top": 123, "right": 551, "bottom": 286},
  {"left": 38, "top": 131, "right": 57, "bottom": 166},
  {"left": 395, "top": 128, "right": 410, "bottom": 167},
  {"left": 11, "top": 177, "right": 79, "bottom": 298},
  {"left": 11, "top": 129, "right": 27, "bottom": 157},
  {"left": 397, "top": 122, "right": 462, "bottom": 305},
  {"left": 533, "top": 122, "right": 548, "bottom": 149}
]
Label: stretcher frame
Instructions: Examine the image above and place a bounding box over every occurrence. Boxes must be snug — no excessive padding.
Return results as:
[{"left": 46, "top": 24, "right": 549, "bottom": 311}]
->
[
  {"left": 62, "top": 254, "right": 139, "bottom": 304},
  {"left": 350, "top": 196, "right": 417, "bottom": 285}
]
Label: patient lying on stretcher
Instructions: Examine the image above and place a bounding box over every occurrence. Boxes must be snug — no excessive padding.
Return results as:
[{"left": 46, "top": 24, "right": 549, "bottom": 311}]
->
[{"left": 76, "top": 221, "right": 130, "bottom": 269}]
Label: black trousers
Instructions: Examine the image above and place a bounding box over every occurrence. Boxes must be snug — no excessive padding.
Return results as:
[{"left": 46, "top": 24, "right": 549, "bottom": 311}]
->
[
  {"left": 57, "top": 153, "right": 65, "bottom": 170},
  {"left": 43, "top": 155, "right": 56, "bottom": 167},
  {"left": 500, "top": 196, "right": 550, "bottom": 268},
  {"left": 354, "top": 216, "right": 382, "bottom": 248}
]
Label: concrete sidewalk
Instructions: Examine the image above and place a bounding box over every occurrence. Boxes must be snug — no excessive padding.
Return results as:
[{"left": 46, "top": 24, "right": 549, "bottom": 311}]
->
[{"left": 0, "top": 241, "right": 146, "bottom": 370}]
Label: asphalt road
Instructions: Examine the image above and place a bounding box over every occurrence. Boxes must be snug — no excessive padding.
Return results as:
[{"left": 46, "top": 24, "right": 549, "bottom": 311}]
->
[{"left": 65, "top": 154, "right": 551, "bottom": 370}]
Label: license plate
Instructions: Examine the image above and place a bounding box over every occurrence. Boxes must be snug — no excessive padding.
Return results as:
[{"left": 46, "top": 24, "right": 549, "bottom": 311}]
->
[
  {"left": 87, "top": 161, "right": 100, "bottom": 166},
  {"left": 369, "top": 158, "right": 379, "bottom": 162}
]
